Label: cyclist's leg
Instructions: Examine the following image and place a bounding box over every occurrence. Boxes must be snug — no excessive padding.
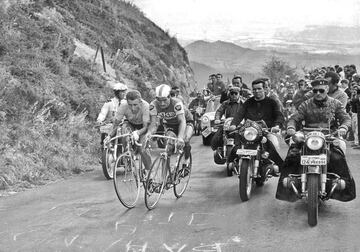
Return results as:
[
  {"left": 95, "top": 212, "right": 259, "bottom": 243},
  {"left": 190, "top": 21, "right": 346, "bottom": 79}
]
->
[
  {"left": 139, "top": 133, "right": 152, "bottom": 171},
  {"left": 184, "top": 122, "right": 194, "bottom": 160},
  {"left": 164, "top": 125, "right": 177, "bottom": 155}
]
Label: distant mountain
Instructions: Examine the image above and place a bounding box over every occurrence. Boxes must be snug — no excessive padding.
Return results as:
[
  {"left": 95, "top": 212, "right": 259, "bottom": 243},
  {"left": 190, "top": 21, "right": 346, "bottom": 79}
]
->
[
  {"left": 234, "top": 25, "right": 360, "bottom": 55},
  {"left": 190, "top": 61, "right": 256, "bottom": 88},
  {"left": 185, "top": 40, "right": 360, "bottom": 75},
  {"left": 189, "top": 61, "right": 216, "bottom": 89},
  {"left": 186, "top": 40, "right": 268, "bottom": 73}
]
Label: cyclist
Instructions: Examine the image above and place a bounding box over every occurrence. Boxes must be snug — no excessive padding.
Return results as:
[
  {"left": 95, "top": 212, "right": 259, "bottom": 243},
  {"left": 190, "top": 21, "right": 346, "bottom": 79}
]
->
[
  {"left": 108, "top": 90, "right": 152, "bottom": 170},
  {"left": 146, "top": 84, "right": 193, "bottom": 169},
  {"left": 96, "top": 82, "right": 128, "bottom": 147}
]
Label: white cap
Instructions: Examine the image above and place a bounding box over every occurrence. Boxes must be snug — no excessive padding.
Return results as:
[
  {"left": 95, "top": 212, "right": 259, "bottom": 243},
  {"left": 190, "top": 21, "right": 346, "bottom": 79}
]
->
[
  {"left": 155, "top": 84, "right": 171, "bottom": 98},
  {"left": 112, "top": 82, "right": 128, "bottom": 91}
]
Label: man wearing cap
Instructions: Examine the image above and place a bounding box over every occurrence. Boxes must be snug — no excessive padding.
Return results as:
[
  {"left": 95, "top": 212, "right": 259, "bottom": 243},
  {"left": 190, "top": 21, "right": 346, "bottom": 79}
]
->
[
  {"left": 211, "top": 86, "right": 243, "bottom": 156},
  {"left": 97, "top": 81, "right": 128, "bottom": 146},
  {"left": 227, "top": 78, "right": 285, "bottom": 172},
  {"left": 277, "top": 78, "right": 355, "bottom": 202}
]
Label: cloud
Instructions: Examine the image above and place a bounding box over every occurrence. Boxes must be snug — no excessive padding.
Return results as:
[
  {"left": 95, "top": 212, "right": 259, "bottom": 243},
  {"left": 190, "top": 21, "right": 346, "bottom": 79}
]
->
[{"left": 133, "top": 0, "right": 360, "bottom": 40}]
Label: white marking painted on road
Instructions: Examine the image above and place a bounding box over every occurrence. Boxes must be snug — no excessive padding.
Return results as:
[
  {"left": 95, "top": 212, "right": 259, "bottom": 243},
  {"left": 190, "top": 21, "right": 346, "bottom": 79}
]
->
[
  {"left": 163, "top": 243, "right": 187, "bottom": 252},
  {"left": 192, "top": 243, "right": 224, "bottom": 252},
  {"left": 115, "top": 223, "right": 137, "bottom": 235},
  {"left": 188, "top": 213, "right": 214, "bottom": 226},
  {"left": 188, "top": 214, "right": 194, "bottom": 225},
  {"left": 13, "top": 229, "right": 38, "bottom": 241},
  {"left": 126, "top": 240, "right": 148, "bottom": 252},
  {"left": 65, "top": 235, "right": 79, "bottom": 247},
  {"left": 77, "top": 209, "right": 91, "bottom": 216},
  {"left": 231, "top": 236, "right": 241, "bottom": 243},
  {"left": 104, "top": 238, "right": 123, "bottom": 252},
  {"left": 168, "top": 212, "right": 174, "bottom": 222}
]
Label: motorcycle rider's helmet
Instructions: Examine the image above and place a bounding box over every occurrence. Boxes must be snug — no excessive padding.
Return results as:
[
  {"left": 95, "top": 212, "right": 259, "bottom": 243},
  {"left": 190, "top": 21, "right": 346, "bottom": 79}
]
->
[{"left": 155, "top": 84, "right": 171, "bottom": 98}]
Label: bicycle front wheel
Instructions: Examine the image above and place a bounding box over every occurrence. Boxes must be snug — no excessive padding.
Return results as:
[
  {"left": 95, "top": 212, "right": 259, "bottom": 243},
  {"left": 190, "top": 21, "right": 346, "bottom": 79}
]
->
[
  {"left": 113, "top": 153, "right": 140, "bottom": 209},
  {"left": 174, "top": 152, "right": 192, "bottom": 198},
  {"left": 144, "top": 156, "right": 167, "bottom": 210}
]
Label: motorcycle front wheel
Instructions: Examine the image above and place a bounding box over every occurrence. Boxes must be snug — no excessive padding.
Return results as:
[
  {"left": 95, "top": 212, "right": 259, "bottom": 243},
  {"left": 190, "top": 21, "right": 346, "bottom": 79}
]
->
[
  {"left": 239, "top": 159, "right": 253, "bottom": 201},
  {"left": 307, "top": 174, "right": 319, "bottom": 227}
]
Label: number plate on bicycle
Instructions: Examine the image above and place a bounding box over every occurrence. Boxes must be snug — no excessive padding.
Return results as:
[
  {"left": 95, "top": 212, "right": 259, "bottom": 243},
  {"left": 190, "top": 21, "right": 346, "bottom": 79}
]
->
[
  {"left": 99, "top": 124, "right": 113, "bottom": 134},
  {"left": 202, "top": 127, "right": 211, "bottom": 138},
  {"left": 236, "top": 149, "right": 257, "bottom": 156},
  {"left": 300, "top": 155, "right": 327, "bottom": 165}
]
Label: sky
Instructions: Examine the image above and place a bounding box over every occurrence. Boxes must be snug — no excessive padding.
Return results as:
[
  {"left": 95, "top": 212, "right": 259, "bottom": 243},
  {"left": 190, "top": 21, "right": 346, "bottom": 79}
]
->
[{"left": 132, "top": 0, "right": 360, "bottom": 41}]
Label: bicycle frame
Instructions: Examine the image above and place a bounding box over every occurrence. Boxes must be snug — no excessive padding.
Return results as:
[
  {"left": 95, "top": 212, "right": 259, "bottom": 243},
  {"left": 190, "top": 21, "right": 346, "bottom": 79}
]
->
[{"left": 145, "top": 134, "right": 181, "bottom": 184}]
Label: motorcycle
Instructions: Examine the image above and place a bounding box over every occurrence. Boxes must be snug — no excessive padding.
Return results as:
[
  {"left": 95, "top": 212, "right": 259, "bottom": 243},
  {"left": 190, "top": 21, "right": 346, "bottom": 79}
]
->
[
  {"left": 228, "top": 120, "right": 279, "bottom": 201},
  {"left": 190, "top": 106, "right": 205, "bottom": 136},
  {"left": 213, "top": 117, "right": 236, "bottom": 176},
  {"left": 282, "top": 128, "right": 346, "bottom": 226}
]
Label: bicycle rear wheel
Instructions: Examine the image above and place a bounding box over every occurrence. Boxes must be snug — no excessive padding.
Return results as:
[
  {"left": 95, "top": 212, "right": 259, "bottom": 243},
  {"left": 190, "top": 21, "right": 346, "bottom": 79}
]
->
[
  {"left": 144, "top": 156, "right": 167, "bottom": 210},
  {"left": 113, "top": 153, "right": 140, "bottom": 209},
  {"left": 174, "top": 152, "right": 192, "bottom": 198}
]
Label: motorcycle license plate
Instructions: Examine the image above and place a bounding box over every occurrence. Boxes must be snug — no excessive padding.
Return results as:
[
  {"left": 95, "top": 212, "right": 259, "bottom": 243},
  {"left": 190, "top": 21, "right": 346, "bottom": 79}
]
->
[
  {"left": 300, "top": 155, "right": 327, "bottom": 166},
  {"left": 236, "top": 149, "right": 257, "bottom": 156},
  {"left": 202, "top": 127, "right": 212, "bottom": 138}
]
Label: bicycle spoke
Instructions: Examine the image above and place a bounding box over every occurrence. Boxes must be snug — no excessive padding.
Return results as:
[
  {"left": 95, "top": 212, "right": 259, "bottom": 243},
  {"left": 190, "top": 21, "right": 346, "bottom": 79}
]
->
[
  {"left": 113, "top": 154, "right": 140, "bottom": 208},
  {"left": 174, "top": 153, "right": 192, "bottom": 198},
  {"left": 145, "top": 156, "right": 166, "bottom": 210}
]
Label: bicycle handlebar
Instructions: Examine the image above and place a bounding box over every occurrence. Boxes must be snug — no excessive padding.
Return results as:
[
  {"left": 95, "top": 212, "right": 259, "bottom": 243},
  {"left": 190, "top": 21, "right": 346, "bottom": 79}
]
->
[{"left": 105, "top": 133, "right": 142, "bottom": 147}]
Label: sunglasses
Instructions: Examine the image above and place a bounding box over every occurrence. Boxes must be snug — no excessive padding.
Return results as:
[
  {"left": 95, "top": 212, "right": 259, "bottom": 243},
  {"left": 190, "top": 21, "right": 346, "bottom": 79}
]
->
[
  {"left": 313, "top": 89, "right": 326, "bottom": 94},
  {"left": 230, "top": 91, "right": 239, "bottom": 95}
]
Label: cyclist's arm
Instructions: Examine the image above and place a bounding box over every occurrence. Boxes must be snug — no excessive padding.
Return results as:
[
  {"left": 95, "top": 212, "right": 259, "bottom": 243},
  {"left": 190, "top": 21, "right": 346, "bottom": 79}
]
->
[
  {"left": 96, "top": 102, "right": 109, "bottom": 123},
  {"left": 138, "top": 103, "right": 150, "bottom": 136},
  {"left": 177, "top": 113, "right": 186, "bottom": 140},
  {"left": 147, "top": 114, "right": 158, "bottom": 135}
]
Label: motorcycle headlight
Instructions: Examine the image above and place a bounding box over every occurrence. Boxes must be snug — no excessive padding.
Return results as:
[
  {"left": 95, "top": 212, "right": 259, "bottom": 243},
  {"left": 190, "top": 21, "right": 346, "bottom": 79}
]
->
[
  {"left": 243, "top": 127, "right": 258, "bottom": 141},
  {"left": 306, "top": 136, "right": 324, "bottom": 150},
  {"left": 292, "top": 132, "right": 305, "bottom": 143},
  {"left": 202, "top": 116, "right": 209, "bottom": 123}
]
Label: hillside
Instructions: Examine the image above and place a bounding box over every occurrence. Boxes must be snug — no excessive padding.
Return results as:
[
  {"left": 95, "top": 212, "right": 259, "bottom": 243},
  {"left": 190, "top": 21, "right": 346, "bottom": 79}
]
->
[
  {"left": 185, "top": 40, "right": 360, "bottom": 75},
  {"left": 0, "top": 0, "right": 195, "bottom": 191}
]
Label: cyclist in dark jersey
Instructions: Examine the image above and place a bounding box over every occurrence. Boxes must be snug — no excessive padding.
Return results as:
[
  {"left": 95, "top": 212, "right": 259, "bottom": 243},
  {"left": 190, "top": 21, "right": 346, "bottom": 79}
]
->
[{"left": 146, "top": 84, "right": 193, "bottom": 165}]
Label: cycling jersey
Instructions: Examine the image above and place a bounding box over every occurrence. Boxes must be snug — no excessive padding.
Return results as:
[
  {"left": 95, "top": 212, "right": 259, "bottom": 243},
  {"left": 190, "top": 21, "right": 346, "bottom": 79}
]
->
[
  {"left": 115, "top": 99, "right": 150, "bottom": 126},
  {"left": 149, "top": 97, "right": 184, "bottom": 125}
]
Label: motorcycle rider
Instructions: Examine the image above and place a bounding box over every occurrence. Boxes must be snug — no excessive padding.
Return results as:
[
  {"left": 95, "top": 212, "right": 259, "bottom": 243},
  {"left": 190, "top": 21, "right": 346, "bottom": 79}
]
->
[
  {"left": 96, "top": 82, "right": 128, "bottom": 147},
  {"left": 146, "top": 84, "right": 193, "bottom": 167},
  {"left": 276, "top": 78, "right": 356, "bottom": 202},
  {"left": 227, "top": 78, "right": 285, "bottom": 172},
  {"left": 211, "top": 86, "right": 243, "bottom": 156},
  {"left": 188, "top": 91, "right": 207, "bottom": 110}
]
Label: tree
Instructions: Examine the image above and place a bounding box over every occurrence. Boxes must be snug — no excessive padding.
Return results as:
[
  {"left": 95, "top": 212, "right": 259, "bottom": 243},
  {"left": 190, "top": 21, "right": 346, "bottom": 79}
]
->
[{"left": 262, "top": 56, "right": 298, "bottom": 88}]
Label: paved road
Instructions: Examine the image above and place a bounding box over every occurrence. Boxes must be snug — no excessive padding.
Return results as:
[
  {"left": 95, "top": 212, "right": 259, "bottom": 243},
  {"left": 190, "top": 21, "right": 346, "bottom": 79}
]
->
[{"left": 1, "top": 136, "right": 359, "bottom": 251}]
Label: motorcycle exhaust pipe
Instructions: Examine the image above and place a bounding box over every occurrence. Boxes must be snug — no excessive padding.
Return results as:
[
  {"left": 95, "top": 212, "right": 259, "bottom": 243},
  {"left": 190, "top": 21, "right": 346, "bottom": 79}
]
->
[
  {"left": 328, "top": 179, "right": 346, "bottom": 198},
  {"left": 282, "top": 177, "right": 301, "bottom": 198}
]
